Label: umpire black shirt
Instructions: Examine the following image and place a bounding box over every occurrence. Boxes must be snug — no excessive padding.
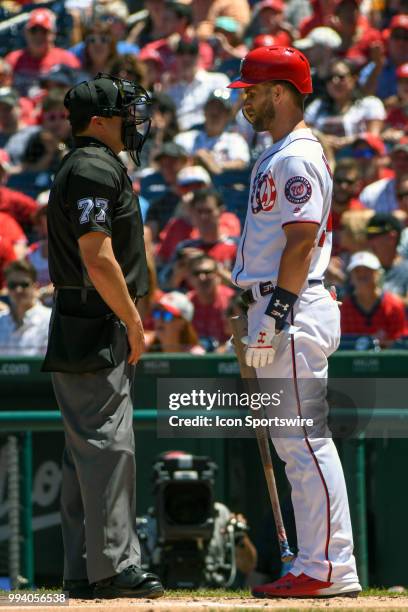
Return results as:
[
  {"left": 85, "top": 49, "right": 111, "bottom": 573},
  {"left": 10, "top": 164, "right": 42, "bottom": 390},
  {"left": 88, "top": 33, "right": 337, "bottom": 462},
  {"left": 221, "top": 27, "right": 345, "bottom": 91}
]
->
[{"left": 47, "top": 136, "right": 148, "bottom": 299}]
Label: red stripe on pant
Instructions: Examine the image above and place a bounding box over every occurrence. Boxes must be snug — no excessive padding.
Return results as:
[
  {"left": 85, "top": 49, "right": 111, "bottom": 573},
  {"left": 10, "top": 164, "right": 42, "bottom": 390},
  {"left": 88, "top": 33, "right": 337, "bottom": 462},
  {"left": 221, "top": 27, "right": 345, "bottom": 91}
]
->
[{"left": 290, "top": 323, "right": 333, "bottom": 582}]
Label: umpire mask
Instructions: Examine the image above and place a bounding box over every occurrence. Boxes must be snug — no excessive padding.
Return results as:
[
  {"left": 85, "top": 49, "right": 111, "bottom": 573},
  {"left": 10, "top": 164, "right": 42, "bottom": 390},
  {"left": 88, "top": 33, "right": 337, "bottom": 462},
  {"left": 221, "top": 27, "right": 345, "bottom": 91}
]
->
[
  {"left": 117, "top": 77, "right": 152, "bottom": 166},
  {"left": 65, "top": 73, "right": 152, "bottom": 166}
]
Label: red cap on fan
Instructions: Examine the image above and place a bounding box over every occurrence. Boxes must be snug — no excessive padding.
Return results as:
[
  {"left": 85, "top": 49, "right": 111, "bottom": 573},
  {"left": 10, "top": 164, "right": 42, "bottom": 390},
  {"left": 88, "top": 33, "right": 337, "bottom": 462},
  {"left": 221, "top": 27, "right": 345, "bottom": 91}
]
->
[
  {"left": 256, "top": 0, "right": 284, "bottom": 12},
  {"left": 396, "top": 63, "right": 408, "bottom": 79},
  {"left": 390, "top": 14, "right": 408, "bottom": 31},
  {"left": 252, "top": 34, "right": 277, "bottom": 49}
]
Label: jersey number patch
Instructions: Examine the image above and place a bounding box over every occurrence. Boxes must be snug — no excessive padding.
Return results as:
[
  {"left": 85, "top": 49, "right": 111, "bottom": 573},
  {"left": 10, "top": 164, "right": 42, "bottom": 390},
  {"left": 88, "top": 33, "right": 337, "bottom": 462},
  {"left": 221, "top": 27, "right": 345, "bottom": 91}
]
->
[{"left": 77, "top": 197, "right": 109, "bottom": 224}]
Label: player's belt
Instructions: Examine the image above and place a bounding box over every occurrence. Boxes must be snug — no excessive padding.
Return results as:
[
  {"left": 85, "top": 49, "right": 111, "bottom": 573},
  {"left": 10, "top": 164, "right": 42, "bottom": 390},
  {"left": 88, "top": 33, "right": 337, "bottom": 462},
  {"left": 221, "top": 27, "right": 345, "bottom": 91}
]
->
[{"left": 240, "top": 279, "right": 323, "bottom": 307}]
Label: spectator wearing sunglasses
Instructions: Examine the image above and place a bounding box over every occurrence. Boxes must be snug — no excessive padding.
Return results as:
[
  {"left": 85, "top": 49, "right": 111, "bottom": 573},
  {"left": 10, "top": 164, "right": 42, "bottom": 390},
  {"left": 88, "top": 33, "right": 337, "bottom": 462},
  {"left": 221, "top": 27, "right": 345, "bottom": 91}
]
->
[
  {"left": 81, "top": 21, "right": 120, "bottom": 79},
  {"left": 0, "top": 259, "right": 51, "bottom": 356},
  {"left": 187, "top": 254, "right": 235, "bottom": 348},
  {"left": 70, "top": 3, "right": 140, "bottom": 65},
  {"left": 332, "top": 158, "right": 364, "bottom": 235},
  {"left": 5, "top": 9, "right": 80, "bottom": 97},
  {"left": 304, "top": 58, "right": 385, "bottom": 151},
  {"left": 360, "top": 15, "right": 408, "bottom": 100},
  {"left": 360, "top": 139, "right": 408, "bottom": 213},
  {"left": 148, "top": 291, "right": 205, "bottom": 354}
]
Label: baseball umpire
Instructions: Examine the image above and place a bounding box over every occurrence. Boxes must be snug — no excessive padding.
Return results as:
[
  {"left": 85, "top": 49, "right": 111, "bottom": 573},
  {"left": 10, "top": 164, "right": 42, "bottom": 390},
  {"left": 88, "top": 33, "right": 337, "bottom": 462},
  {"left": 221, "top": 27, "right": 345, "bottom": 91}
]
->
[
  {"left": 228, "top": 48, "right": 362, "bottom": 598},
  {"left": 42, "top": 73, "right": 164, "bottom": 599}
]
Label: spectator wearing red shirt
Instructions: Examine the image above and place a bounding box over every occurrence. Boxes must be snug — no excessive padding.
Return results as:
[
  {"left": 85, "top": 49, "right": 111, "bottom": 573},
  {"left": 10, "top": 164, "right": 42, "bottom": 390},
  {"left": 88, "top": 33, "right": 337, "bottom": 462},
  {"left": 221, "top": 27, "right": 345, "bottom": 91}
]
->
[
  {"left": 299, "top": 0, "right": 337, "bottom": 37},
  {"left": 5, "top": 9, "right": 80, "bottom": 96},
  {"left": 174, "top": 187, "right": 238, "bottom": 270},
  {"left": 333, "top": 0, "right": 382, "bottom": 67},
  {"left": 250, "top": 0, "right": 294, "bottom": 47},
  {"left": 160, "top": 187, "right": 238, "bottom": 289},
  {"left": 187, "top": 254, "right": 235, "bottom": 347},
  {"left": 340, "top": 251, "right": 407, "bottom": 346},
  {"left": 0, "top": 157, "right": 38, "bottom": 229},
  {"left": 0, "top": 212, "right": 27, "bottom": 260},
  {"left": 157, "top": 165, "right": 240, "bottom": 263},
  {"left": 0, "top": 235, "right": 16, "bottom": 290},
  {"left": 140, "top": 2, "right": 214, "bottom": 75}
]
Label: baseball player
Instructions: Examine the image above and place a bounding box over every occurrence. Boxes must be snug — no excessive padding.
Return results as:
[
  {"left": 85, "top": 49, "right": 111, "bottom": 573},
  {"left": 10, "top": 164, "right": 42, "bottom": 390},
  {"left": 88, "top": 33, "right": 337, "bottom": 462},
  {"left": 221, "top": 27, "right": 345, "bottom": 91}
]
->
[{"left": 228, "top": 47, "right": 362, "bottom": 598}]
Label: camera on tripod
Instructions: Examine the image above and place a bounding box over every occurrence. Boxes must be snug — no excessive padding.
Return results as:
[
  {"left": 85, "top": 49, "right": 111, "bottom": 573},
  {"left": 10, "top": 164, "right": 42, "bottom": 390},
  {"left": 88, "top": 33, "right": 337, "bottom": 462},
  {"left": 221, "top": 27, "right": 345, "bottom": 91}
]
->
[{"left": 137, "top": 452, "right": 249, "bottom": 589}]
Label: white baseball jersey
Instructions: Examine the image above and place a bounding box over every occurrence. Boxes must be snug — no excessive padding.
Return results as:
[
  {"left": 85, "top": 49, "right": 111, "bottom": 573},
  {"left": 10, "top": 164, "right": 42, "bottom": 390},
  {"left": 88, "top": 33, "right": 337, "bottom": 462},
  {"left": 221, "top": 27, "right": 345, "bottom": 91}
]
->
[{"left": 232, "top": 128, "right": 333, "bottom": 289}]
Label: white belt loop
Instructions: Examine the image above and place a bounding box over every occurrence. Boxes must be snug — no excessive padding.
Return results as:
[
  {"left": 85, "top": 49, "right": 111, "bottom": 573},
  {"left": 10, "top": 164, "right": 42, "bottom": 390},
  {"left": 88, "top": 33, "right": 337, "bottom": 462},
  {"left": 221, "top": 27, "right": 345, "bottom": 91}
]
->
[{"left": 251, "top": 283, "right": 262, "bottom": 301}]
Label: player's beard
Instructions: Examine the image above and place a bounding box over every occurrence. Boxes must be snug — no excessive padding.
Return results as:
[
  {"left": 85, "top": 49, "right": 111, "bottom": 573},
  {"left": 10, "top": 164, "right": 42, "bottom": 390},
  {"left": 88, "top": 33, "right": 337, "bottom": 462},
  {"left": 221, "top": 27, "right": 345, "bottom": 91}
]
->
[{"left": 243, "top": 99, "right": 276, "bottom": 132}]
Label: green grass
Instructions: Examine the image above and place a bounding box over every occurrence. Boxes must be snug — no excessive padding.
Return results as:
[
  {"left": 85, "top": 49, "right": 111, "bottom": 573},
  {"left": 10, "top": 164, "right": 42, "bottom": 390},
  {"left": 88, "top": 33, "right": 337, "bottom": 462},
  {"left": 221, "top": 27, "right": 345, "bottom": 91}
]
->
[{"left": 161, "top": 588, "right": 407, "bottom": 598}]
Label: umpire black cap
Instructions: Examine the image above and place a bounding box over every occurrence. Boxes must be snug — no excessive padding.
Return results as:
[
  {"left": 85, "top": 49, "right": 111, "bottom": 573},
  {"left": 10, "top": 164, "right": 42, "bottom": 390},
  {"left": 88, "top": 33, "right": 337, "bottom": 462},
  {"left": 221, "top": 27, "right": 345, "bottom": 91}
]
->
[{"left": 64, "top": 75, "right": 125, "bottom": 122}]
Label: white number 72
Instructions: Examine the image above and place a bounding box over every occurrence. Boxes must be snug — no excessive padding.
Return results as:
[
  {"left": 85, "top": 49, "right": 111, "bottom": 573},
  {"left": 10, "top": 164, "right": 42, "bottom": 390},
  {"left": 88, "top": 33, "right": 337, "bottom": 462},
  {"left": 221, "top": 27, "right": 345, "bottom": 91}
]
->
[{"left": 77, "top": 197, "right": 109, "bottom": 224}]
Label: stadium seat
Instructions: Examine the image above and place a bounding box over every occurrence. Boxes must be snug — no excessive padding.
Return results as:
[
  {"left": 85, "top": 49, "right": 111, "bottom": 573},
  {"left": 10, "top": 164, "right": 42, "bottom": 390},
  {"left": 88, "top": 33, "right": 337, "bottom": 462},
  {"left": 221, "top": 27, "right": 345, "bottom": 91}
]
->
[
  {"left": 212, "top": 169, "right": 250, "bottom": 224},
  {"left": 390, "top": 336, "right": 408, "bottom": 349},
  {"left": 338, "top": 335, "right": 381, "bottom": 351}
]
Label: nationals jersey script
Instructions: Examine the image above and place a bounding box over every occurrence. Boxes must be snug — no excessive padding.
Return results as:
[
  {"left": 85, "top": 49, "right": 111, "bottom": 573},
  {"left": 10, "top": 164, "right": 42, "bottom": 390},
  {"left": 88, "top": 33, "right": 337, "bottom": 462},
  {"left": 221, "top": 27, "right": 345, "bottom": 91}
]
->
[{"left": 232, "top": 128, "right": 333, "bottom": 288}]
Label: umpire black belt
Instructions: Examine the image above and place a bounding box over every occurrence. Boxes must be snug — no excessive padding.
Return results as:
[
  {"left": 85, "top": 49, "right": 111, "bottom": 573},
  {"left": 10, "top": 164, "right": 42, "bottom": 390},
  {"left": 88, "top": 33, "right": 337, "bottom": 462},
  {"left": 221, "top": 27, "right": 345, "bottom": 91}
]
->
[
  {"left": 54, "top": 286, "right": 138, "bottom": 305},
  {"left": 241, "top": 279, "right": 323, "bottom": 307}
]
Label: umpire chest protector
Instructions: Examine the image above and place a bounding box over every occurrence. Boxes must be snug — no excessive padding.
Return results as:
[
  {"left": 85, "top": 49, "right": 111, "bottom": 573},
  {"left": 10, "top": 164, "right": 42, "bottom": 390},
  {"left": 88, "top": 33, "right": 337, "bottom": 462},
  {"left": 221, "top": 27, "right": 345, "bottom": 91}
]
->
[{"left": 47, "top": 136, "right": 148, "bottom": 300}]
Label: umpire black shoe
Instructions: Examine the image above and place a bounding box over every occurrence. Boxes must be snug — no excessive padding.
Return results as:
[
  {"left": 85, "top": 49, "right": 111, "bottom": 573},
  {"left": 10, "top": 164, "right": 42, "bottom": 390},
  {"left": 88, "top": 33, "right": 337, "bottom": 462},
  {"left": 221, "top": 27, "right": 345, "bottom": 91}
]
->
[
  {"left": 63, "top": 579, "right": 94, "bottom": 599},
  {"left": 94, "top": 565, "right": 164, "bottom": 599}
]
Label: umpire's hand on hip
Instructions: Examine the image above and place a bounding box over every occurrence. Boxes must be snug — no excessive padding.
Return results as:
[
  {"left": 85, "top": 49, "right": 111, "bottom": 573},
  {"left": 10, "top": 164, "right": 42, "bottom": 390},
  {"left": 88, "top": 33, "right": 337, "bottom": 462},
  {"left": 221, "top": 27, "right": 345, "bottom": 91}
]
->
[{"left": 242, "top": 314, "right": 278, "bottom": 368}]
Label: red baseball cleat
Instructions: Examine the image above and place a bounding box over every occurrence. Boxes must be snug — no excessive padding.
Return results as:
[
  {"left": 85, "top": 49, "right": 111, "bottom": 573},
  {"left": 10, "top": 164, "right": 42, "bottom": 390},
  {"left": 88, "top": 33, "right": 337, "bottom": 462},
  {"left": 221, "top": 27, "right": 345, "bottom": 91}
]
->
[{"left": 252, "top": 572, "right": 362, "bottom": 599}]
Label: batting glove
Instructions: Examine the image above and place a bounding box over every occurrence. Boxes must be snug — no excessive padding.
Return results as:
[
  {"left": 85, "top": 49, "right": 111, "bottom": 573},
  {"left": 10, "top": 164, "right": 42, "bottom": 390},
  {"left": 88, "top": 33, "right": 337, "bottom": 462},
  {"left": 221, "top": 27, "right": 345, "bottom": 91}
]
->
[{"left": 242, "top": 314, "right": 278, "bottom": 368}]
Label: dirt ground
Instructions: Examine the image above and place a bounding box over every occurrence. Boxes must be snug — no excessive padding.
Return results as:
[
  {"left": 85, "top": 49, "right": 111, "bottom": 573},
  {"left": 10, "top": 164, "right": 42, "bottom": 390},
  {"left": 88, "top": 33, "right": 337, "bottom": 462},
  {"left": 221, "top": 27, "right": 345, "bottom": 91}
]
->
[{"left": 2, "top": 596, "right": 408, "bottom": 612}]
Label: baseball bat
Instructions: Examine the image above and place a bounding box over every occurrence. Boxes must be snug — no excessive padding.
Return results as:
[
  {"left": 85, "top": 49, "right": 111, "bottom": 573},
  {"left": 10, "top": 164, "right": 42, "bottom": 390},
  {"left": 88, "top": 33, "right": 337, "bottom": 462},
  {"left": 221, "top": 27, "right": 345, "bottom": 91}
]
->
[{"left": 230, "top": 315, "right": 295, "bottom": 565}]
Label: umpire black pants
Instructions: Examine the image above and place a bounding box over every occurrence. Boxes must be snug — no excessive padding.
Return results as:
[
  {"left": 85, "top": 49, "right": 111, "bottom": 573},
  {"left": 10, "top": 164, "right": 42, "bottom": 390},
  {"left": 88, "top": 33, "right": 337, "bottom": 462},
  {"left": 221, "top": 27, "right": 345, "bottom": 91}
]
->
[{"left": 52, "top": 320, "right": 141, "bottom": 584}]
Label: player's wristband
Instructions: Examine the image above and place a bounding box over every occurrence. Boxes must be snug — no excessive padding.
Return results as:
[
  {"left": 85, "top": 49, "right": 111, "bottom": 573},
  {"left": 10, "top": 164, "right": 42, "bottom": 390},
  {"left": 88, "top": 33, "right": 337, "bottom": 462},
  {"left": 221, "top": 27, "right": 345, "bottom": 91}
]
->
[{"left": 265, "top": 286, "right": 298, "bottom": 329}]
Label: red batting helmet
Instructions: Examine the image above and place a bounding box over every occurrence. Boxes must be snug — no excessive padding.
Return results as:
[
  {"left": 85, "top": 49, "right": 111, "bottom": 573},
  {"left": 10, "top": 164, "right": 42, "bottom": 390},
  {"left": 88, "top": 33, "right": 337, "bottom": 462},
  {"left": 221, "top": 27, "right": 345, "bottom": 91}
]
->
[{"left": 228, "top": 46, "right": 313, "bottom": 94}]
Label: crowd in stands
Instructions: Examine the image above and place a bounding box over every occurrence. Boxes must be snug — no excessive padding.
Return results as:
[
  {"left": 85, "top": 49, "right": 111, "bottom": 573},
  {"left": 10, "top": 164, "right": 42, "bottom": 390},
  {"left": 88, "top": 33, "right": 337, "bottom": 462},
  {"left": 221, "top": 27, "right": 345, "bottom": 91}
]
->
[{"left": 1, "top": 0, "right": 408, "bottom": 355}]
